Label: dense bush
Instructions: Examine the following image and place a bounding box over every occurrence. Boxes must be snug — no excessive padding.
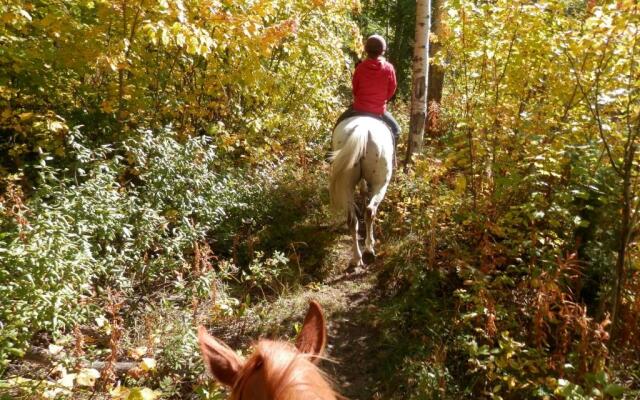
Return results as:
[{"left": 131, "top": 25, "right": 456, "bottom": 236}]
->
[
  {"left": 375, "top": 160, "right": 630, "bottom": 399},
  {"left": 367, "top": 0, "right": 639, "bottom": 398},
  {"left": 0, "top": 128, "right": 284, "bottom": 368},
  {"left": 0, "top": 0, "right": 361, "bottom": 377},
  {"left": 1, "top": 0, "right": 360, "bottom": 172}
]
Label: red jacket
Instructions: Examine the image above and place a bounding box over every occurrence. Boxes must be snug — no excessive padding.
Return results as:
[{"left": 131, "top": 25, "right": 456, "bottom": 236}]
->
[{"left": 352, "top": 57, "right": 397, "bottom": 115}]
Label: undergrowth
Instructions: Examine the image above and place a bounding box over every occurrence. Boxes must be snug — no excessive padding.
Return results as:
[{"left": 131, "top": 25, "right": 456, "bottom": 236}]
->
[
  {"left": 369, "top": 153, "right": 639, "bottom": 400},
  {"left": 0, "top": 127, "right": 334, "bottom": 399}
]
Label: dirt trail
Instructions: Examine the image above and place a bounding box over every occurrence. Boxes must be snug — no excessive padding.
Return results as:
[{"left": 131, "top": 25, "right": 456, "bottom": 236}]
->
[
  {"left": 215, "top": 232, "right": 383, "bottom": 399},
  {"left": 323, "top": 268, "right": 381, "bottom": 399},
  {"left": 293, "top": 233, "right": 384, "bottom": 399}
]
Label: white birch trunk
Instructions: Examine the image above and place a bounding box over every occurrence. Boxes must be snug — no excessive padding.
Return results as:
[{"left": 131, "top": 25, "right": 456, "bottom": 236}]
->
[{"left": 405, "top": 0, "right": 431, "bottom": 163}]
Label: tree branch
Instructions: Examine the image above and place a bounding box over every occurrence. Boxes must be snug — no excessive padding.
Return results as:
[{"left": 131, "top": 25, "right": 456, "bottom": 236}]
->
[{"left": 564, "top": 43, "right": 622, "bottom": 176}]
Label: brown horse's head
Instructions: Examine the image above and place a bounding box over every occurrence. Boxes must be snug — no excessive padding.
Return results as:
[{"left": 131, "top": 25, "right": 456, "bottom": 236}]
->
[{"left": 198, "top": 301, "right": 338, "bottom": 400}]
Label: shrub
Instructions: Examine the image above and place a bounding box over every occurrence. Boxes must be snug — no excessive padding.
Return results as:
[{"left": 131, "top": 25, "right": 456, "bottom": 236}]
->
[{"left": 0, "top": 128, "right": 282, "bottom": 368}]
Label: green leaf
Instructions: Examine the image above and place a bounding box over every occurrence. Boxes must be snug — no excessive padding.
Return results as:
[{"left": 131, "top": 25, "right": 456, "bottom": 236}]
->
[{"left": 603, "top": 384, "right": 625, "bottom": 398}]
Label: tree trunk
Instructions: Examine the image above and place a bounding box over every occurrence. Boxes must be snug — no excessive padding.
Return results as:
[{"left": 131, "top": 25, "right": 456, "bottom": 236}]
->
[
  {"left": 612, "top": 140, "right": 636, "bottom": 336},
  {"left": 426, "top": 0, "right": 445, "bottom": 140},
  {"left": 404, "top": 0, "right": 431, "bottom": 164},
  {"left": 118, "top": 0, "right": 128, "bottom": 121}
]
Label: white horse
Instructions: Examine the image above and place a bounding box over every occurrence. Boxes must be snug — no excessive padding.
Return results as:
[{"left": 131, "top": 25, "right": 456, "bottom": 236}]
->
[{"left": 329, "top": 116, "right": 393, "bottom": 268}]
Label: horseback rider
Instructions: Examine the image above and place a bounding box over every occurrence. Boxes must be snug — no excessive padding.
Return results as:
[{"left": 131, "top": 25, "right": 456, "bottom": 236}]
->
[{"left": 335, "top": 34, "right": 400, "bottom": 148}]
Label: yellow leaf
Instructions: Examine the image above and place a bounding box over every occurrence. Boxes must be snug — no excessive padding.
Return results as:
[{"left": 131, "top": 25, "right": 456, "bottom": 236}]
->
[
  {"left": 160, "top": 29, "right": 170, "bottom": 46},
  {"left": 48, "top": 344, "right": 64, "bottom": 355},
  {"left": 140, "top": 358, "right": 156, "bottom": 371},
  {"left": 186, "top": 36, "right": 199, "bottom": 54},
  {"left": 170, "top": 22, "right": 182, "bottom": 35},
  {"left": 455, "top": 174, "right": 467, "bottom": 194},
  {"left": 176, "top": 32, "right": 185, "bottom": 47},
  {"left": 76, "top": 368, "right": 100, "bottom": 387},
  {"left": 101, "top": 101, "right": 115, "bottom": 113},
  {"left": 19, "top": 9, "right": 32, "bottom": 22},
  {"left": 48, "top": 120, "right": 67, "bottom": 133},
  {"left": 19, "top": 112, "right": 34, "bottom": 121},
  {"left": 111, "top": 386, "right": 161, "bottom": 400},
  {"left": 110, "top": 385, "right": 130, "bottom": 398},
  {"left": 2, "top": 13, "right": 14, "bottom": 24},
  {"left": 43, "top": 387, "right": 66, "bottom": 399},
  {"left": 58, "top": 373, "right": 76, "bottom": 389},
  {"left": 129, "top": 346, "right": 148, "bottom": 360},
  {"left": 135, "top": 387, "right": 161, "bottom": 400}
]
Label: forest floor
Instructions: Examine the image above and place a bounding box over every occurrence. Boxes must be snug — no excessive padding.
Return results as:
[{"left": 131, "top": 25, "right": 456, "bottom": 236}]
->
[{"left": 4, "top": 168, "right": 398, "bottom": 400}]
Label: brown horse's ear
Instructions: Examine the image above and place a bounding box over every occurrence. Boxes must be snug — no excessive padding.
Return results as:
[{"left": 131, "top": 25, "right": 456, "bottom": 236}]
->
[
  {"left": 198, "top": 326, "right": 244, "bottom": 387},
  {"left": 295, "top": 300, "right": 327, "bottom": 362}
]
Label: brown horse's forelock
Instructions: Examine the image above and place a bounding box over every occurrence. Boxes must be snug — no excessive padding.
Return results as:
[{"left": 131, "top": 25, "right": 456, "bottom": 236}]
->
[{"left": 231, "top": 340, "right": 338, "bottom": 400}]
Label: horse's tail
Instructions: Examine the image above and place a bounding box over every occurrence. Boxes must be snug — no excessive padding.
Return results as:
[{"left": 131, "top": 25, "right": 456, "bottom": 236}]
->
[{"left": 328, "top": 125, "right": 368, "bottom": 213}]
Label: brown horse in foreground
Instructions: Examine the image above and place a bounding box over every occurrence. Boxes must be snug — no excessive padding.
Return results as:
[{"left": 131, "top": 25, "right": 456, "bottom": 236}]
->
[{"left": 198, "top": 301, "right": 339, "bottom": 400}]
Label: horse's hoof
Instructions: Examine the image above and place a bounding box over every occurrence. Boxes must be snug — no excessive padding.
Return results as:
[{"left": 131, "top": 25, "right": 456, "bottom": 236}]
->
[
  {"left": 362, "top": 251, "right": 376, "bottom": 265},
  {"left": 347, "top": 260, "right": 363, "bottom": 273}
]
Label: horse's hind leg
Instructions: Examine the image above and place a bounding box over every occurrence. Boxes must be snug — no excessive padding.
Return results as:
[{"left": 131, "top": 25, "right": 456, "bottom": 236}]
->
[
  {"left": 347, "top": 205, "right": 363, "bottom": 269},
  {"left": 362, "top": 181, "right": 390, "bottom": 265},
  {"left": 356, "top": 180, "right": 368, "bottom": 236},
  {"left": 362, "top": 207, "right": 376, "bottom": 265}
]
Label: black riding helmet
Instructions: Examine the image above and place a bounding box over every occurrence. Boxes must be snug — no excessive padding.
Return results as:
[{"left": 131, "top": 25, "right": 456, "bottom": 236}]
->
[{"left": 364, "top": 34, "right": 386, "bottom": 58}]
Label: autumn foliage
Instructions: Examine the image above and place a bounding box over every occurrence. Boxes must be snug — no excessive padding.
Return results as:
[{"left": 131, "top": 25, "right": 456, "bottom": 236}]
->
[
  {"left": 1, "top": 0, "right": 639, "bottom": 399},
  {"left": 1, "top": 0, "right": 361, "bottom": 170}
]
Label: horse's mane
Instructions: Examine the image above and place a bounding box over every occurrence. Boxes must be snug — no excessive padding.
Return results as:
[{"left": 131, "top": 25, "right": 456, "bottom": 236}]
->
[{"left": 231, "top": 340, "right": 338, "bottom": 400}]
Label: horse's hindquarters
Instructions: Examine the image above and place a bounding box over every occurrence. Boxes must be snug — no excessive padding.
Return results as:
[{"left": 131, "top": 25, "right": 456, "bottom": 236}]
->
[
  {"left": 362, "top": 136, "right": 393, "bottom": 186},
  {"left": 329, "top": 116, "right": 393, "bottom": 269}
]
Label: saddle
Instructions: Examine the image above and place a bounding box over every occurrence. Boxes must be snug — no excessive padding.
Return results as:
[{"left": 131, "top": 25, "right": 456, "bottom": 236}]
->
[
  {"left": 332, "top": 109, "right": 398, "bottom": 164},
  {"left": 334, "top": 109, "right": 396, "bottom": 146}
]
